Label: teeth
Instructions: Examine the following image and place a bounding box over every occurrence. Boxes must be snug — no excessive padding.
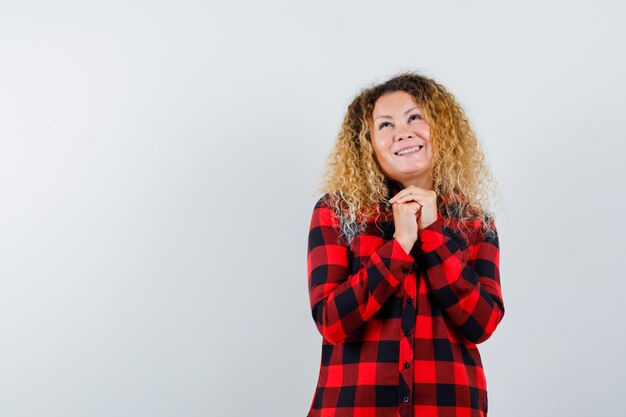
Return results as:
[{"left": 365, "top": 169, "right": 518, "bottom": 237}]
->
[{"left": 396, "top": 146, "right": 423, "bottom": 156}]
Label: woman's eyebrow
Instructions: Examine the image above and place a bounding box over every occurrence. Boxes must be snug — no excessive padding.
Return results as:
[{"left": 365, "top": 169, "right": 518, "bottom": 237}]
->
[{"left": 373, "top": 107, "right": 419, "bottom": 122}]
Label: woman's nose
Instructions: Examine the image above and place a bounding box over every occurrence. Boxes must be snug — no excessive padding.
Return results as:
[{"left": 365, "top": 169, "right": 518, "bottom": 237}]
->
[{"left": 395, "top": 127, "right": 415, "bottom": 141}]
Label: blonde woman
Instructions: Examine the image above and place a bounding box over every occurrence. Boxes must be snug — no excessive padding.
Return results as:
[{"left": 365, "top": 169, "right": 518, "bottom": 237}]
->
[{"left": 306, "top": 72, "right": 505, "bottom": 417}]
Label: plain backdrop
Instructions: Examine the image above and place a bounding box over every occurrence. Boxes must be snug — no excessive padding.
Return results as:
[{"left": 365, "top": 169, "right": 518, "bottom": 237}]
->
[{"left": 1, "top": 1, "right": 625, "bottom": 416}]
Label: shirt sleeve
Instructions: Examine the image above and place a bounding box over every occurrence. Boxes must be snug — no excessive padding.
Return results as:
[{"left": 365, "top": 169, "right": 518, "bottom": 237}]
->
[
  {"left": 307, "top": 195, "right": 414, "bottom": 345},
  {"left": 418, "top": 212, "right": 505, "bottom": 344}
]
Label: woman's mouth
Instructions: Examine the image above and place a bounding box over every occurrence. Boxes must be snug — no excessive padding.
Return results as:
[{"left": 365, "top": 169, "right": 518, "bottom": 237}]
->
[{"left": 394, "top": 145, "right": 424, "bottom": 156}]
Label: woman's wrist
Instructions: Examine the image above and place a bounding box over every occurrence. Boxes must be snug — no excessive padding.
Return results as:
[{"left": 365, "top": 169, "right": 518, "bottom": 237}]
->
[{"left": 393, "top": 234, "right": 415, "bottom": 254}]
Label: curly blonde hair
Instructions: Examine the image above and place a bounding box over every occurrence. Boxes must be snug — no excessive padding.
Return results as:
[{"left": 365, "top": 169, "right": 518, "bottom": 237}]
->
[{"left": 314, "top": 71, "right": 499, "bottom": 246}]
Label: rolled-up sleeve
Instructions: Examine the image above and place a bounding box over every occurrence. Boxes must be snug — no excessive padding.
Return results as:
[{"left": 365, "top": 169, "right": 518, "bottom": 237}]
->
[
  {"left": 418, "top": 213, "right": 505, "bottom": 344},
  {"left": 307, "top": 195, "right": 414, "bottom": 344}
]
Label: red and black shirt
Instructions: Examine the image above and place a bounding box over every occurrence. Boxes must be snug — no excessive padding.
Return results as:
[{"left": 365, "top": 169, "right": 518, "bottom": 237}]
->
[{"left": 306, "top": 181, "right": 505, "bottom": 417}]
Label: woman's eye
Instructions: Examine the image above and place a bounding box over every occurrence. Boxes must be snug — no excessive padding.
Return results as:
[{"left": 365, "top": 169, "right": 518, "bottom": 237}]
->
[
  {"left": 379, "top": 122, "right": 390, "bottom": 130},
  {"left": 409, "top": 114, "right": 421, "bottom": 121}
]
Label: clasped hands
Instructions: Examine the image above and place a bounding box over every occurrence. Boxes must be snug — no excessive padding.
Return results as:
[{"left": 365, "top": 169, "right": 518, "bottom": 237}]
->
[{"left": 388, "top": 185, "right": 438, "bottom": 253}]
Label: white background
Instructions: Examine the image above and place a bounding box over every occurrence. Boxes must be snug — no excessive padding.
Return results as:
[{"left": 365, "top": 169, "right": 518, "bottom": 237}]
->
[{"left": 1, "top": 1, "right": 625, "bottom": 416}]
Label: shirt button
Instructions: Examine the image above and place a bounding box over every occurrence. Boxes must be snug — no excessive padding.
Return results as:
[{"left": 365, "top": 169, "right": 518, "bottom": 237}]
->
[
  {"left": 403, "top": 396, "right": 410, "bottom": 403},
  {"left": 407, "top": 298, "right": 412, "bottom": 304},
  {"left": 404, "top": 361, "right": 410, "bottom": 369},
  {"left": 402, "top": 266, "right": 410, "bottom": 273},
  {"left": 404, "top": 330, "right": 410, "bottom": 337}
]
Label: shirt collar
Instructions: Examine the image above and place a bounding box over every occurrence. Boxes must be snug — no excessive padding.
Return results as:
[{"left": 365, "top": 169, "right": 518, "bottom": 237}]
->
[{"left": 386, "top": 178, "right": 404, "bottom": 198}]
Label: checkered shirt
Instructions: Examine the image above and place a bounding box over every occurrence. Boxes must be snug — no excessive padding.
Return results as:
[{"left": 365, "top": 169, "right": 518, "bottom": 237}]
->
[{"left": 306, "top": 182, "right": 505, "bottom": 417}]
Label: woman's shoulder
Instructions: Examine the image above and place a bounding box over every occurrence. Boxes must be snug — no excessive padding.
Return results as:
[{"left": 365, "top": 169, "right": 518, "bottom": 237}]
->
[
  {"left": 438, "top": 193, "right": 497, "bottom": 242},
  {"left": 311, "top": 193, "right": 346, "bottom": 225},
  {"left": 314, "top": 192, "right": 342, "bottom": 211}
]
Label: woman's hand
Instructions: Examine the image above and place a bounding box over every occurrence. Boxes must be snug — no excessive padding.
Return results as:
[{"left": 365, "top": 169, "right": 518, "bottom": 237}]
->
[
  {"left": 389, "top": 185, "right": 438, "bottom": 235},
  {"left": 391, "top": 200, "right": 421, "bottom": 254}
]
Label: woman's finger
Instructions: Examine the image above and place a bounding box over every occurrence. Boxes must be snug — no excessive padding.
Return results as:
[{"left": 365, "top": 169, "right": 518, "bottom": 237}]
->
[
  {"left": 391, "top": 191, "right": 427, "bottom": 205},
  {"left": 388, "top": 186, "right": 426, "bottom": 203}
]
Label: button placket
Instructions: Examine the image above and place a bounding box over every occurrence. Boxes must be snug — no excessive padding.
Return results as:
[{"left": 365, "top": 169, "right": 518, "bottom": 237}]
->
[{"left": 398, "top": 272, "right": 416, "bottom": 414}]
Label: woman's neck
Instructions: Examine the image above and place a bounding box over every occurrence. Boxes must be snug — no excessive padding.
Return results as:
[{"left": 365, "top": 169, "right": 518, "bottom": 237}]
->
[{"left": 397, "top": 174, "right": 434, "bottom": 191}]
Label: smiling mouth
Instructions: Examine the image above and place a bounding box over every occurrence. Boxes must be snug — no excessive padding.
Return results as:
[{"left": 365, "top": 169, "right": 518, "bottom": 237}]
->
[{"left": 395, "top": 145, "right": 424, "bottom": 156}]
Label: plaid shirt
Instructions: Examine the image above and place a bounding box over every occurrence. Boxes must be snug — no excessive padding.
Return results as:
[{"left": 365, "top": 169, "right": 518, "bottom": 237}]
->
[{"left": 306, "top": 181, "right": 505, "bottom": 417}]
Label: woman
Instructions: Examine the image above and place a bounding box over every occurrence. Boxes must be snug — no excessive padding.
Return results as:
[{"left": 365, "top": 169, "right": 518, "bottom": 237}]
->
[{"left": 306, "top": 72, "right": 505, "bottom": 417}]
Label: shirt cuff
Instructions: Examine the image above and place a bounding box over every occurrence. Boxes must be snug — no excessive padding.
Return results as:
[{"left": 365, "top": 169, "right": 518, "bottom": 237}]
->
[
  {"left": 418, "top": 213, "right": 450, "bottom": 253},
  {"left": 388, "top": 237, "right": 415, "bottom": 278}
]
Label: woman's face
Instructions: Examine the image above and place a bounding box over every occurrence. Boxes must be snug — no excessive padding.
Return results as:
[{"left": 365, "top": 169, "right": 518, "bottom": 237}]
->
[{"left": 370, "top": 90, "right": 434, "bottom": 186}]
